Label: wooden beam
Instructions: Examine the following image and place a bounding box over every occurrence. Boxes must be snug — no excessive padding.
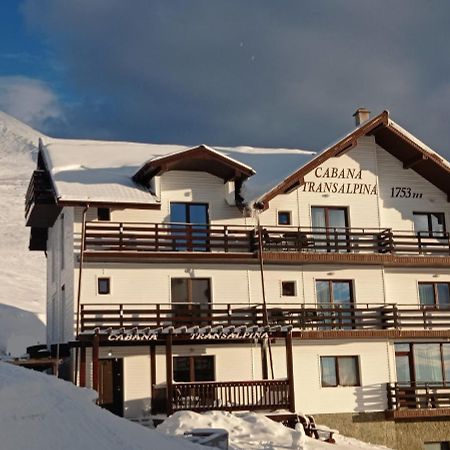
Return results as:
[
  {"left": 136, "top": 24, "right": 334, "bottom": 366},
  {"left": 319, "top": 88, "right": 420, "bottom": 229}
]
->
[
  {"left": 79, "top": 345, "right": 86, "bottom": 388},
  {"left": 285, "top": 331, "right": 296, "bottom": 413},
  {"left": 403, "top": 154, "right": 428, "bottom": 169},
  {"left": 92, "top": 333, "right": 100, "bottom": 393},
  {"left": 150, "top": 344, "right": 156, "bottom": 413},
  {"left": 165, "top": 334, "right": 173, "bottom": 416}
]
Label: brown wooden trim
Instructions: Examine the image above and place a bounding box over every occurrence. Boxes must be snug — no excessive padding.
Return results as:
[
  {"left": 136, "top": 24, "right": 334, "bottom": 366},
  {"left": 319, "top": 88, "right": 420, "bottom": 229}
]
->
[
  {"left": 92, "top": 333, "right": 100, "bottom": 392},
  {"left": 257, "top": 111, "right": 389, "bottom": 208},
  {"left": 387, "top": 408, "right": 450, "bottom": 420},
  {"left": 262, "top": 252, "right": 450, "bottom": 268},
  {"left": 285, "top": 332, "right": 295, "bottom": 413},
  {"left": 79, "top": 345, "right": 86, "bottom": 388},
  {"left": 293, "top": 330, "right": 450, "bottom": 340},
  {"left": 165, "top": 333, "right": 173, "bottom": 416},
  {"left": 150, "top": 344, "right": 156, "bottom": 410}
]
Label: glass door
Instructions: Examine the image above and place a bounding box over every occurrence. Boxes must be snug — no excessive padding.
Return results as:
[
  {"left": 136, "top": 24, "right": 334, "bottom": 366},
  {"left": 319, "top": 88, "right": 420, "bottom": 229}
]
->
[
  {"left": 170, "top": 202, "right": 209, "bottom": 251},
  {"left": 311, "top": 207, "right": 349, "bottom": 252}
]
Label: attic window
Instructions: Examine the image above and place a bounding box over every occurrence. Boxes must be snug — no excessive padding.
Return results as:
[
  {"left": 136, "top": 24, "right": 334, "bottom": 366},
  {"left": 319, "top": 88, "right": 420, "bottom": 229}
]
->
[
  {"left": 278, "top": 211, "right": 292, "bottom": 226},
  {"left": 97, "top": 208, "right": 111, "bottom": 221}
]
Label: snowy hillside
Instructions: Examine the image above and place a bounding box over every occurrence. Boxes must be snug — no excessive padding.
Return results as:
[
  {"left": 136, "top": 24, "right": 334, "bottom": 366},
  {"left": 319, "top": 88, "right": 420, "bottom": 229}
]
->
[
  {"left": 0, "top": 362, "right": 203, "bottom": 450},
  {"left": 0, "top": 111, "right": 46, "bottom": 355}
]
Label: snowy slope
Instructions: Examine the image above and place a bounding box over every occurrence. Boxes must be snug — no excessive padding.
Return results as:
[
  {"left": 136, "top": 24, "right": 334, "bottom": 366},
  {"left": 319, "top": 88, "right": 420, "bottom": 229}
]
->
[
  {"left": 0, "top": 362, "right": 202, "bottom": 450},
  {"left": 0, "top": 111, "right": 46, "bottom": 355}
]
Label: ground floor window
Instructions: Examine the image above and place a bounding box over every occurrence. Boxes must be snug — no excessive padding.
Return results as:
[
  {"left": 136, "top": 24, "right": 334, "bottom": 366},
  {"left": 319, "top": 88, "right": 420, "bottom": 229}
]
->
[
  {"left": 320, "top": 356, "right": 360, "bottom": 387},
  {"left": 424, "top": 442, "right": 450, "bottom": 450},
  {"left": 173, "top": 355, "right": 215, "bottom": 382}
]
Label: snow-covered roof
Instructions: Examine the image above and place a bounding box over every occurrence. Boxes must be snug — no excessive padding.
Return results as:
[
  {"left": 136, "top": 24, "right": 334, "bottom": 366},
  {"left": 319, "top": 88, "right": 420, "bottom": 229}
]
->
[{"left": 40, "top": 137, "right": 315, "bottom": 206}]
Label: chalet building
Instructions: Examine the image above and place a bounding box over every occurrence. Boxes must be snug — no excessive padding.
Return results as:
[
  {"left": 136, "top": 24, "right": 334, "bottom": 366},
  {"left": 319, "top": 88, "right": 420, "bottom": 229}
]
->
[{"left": 25, "top": 109, "right": 450, "bottom": 449}]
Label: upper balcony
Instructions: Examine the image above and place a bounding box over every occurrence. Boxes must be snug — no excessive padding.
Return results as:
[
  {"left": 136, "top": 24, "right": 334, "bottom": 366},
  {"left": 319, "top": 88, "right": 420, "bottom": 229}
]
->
[
  {"left": 82, "top": 221, "right": 450, "bottom": 266},
  {"left": 25, "top": 170, "right": 61, "bottom": 228}
]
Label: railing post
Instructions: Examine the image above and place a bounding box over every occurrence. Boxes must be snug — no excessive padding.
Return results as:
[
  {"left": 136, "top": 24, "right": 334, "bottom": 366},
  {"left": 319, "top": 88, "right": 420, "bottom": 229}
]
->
[
  {"left": 418, "top": 233, "right": 423, "bottom": 255},
  {"left": 300, "top": 303, "right": 305, "bottom": 330},
  {"left": 388, "top": 228, "right": 394, "bottom": 254},
  {"left": 227, "top": 304, "right": 232, "bottom": 326},
  {"left": 393, "top": 304, "right": 399, "bottom": 329},
  {"left": 386, "top": 383, "right": 393, "bottom": 410},
  {"left": 224, "top": 225, "right": 229, "bottom": 253},
  {"left": 119, "top": 222, "right": 124, "bottom": 250},
  {"left": 156, "top": 304, "right": 161, "bottom": 327},
  {"left": 187, "top": 224, "right": 193, "bottom": 252},
  {"left": 155, "top": 223, "right": 159, "bottom": 251},
  {"left": 119, "top": 304, "right": 124, "bottom": 328}
]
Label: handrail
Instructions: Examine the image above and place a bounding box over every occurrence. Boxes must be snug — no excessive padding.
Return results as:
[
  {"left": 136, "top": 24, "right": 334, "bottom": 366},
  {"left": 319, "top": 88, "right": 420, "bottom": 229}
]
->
[
  {"left": 83, "top": 221, "right": 450, "bottom": 256},
  {"left": 80, "top": 302, "right": 450, "bottom": 332},
  {"left": 387, "top": 382, "right": 450, "bottom": 410}
]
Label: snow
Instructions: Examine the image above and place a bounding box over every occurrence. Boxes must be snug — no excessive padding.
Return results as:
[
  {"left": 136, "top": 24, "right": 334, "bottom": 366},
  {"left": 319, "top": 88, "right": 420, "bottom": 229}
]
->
[
  {"left": 41, "top": 137, "right": 316, "bottom": 206},
  {"left": 0, "top": 111, "right": 46, "bottom": 356},
  {"left": 158, "top": 410, "right": 392, "bottom": 450},
  {"left": 0, "top": 361, "right": 203, "bottom": 450}
]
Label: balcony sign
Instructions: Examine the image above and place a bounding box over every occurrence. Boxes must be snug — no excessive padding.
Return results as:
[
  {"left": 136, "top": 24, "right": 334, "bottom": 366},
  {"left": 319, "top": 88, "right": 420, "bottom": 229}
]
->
[{"left": 190, "top": 330, "right": 269, "bottom": 340}]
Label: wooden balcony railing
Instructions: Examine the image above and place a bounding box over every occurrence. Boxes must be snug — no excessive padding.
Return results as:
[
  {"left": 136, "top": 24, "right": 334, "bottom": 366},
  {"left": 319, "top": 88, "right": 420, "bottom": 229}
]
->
[
  {"left": 152, "top": 379, "right": 291, "bottom": 414},
  {"left": 80, "top": 303, "right": 450, "bottom": 332},
  {"left": 387, "top": 382, "right": 450, "bottom": 411},
  {"left": 25, "top": 170, "right": 55, "bottom": 218},
  {"left": 83, "top": 222, "right": 450, "bottom": 256}
]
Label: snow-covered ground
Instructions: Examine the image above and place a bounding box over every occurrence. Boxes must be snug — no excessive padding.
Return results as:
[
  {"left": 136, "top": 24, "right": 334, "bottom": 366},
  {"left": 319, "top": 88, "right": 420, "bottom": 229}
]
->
[
  {"left": 0, "top": 361, "right": 391, "bottom": 450},
  {"left": 0, "top": 111, "right": 46, "bottom": 355}
]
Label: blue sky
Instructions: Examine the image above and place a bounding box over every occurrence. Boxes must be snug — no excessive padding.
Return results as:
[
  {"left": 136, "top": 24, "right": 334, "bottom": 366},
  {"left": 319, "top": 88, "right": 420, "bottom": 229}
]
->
[{"left": 2, "top": 1, "right": 450, "bottom": 161}]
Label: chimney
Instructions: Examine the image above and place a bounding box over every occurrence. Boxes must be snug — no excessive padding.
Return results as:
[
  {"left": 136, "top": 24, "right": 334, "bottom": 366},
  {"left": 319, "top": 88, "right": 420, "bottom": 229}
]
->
[{"left": 352, "top": 108, "right": 370, "bottom": 126}]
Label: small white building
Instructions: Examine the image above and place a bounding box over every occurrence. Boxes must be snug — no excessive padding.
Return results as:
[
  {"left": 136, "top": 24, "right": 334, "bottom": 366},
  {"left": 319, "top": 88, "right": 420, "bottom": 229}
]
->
[{"left": 25, "top": 109, "right": 450, "bottom": 449}]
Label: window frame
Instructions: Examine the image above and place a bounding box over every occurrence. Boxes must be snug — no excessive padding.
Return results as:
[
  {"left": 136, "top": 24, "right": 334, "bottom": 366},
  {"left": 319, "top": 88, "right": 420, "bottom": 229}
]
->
[
  {"left": 418, "top": 282, "right": 450, "bottom": 308},
  {"left": 320, "top": 355, "right": 361, "bottom": 387},
  {"left": 315, "top": 279, "right": 354, "bottom": 305},
  {"left": 277, "top": 211, "right": 292, "bottom": 226},
  {"left": 97, "top": 277, "right": 111, "bottom": 295},
  {"left": 97, "top": 208, "right": 111, "bottom": 221},
  {"left": 413, "top": 212, "right": 446, "bottom": 237},
  {"left": 173, "top": 355, "right": 215, "bottom": 382},
  {"left": 281, "top": 280, "right": 297, "bottom": 297}
]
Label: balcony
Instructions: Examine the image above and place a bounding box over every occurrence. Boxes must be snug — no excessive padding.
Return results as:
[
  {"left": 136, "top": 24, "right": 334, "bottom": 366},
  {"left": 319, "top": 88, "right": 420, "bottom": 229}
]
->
[
  {"left": 25, "top": 170, "right": 60, "bottom": 227},
  {"left": 82, "top": 222, "right": 450, "bottom": 262},
  {"left": 80, "top": 303, "right": 450, "bottom": 333},
  {"left": 386, "top": 382, "right": 450, "bottom": 419},
  {"left": 152, "top": 379, "right": 291, "bottom": 415}
]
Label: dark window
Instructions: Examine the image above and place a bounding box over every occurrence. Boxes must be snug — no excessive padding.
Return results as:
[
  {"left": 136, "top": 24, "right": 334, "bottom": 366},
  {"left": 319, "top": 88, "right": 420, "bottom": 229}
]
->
[
  {"left": 413, "top": 212, "right": 446, "bottom": 237},
  {"left": 173, "top": 356, "right": 215, "bottom": 382},
  {"left": 97, "top": 208, "right": 111, "bottom": 221},
  {"left": 170, "top": 202, "right": 209, "bottom": 251},
  {"left": 311, "top": 206, "right": 349, "bottom": 252},
  {"left": 171, "top": 278, "right": 211, "bottom": 326},
  {"left": 281, "top": 281, "right": 296, "bottom": 297},
  {"left": 320, "top": 356, "right": 360, "bottom": 387},
  {"left": 418, "top": 282, "right": 450, "bottom": 307},
  {"left": 98, "top": 277, "right": 111, "bottom": 295},
  {"left": 278, "top": 211, "right": 292, "bottom": 225}
]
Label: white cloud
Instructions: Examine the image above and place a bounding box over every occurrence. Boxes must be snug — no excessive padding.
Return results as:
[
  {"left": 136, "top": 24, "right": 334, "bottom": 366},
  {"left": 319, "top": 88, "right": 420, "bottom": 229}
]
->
[{"left": 0, "top": 76, "right": 63, "bottom": 130}]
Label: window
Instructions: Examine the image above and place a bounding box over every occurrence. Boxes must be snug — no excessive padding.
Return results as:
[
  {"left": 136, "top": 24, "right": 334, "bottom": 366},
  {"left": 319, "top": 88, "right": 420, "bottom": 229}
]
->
[
  {"left": 170, "top": 203, "right": 209, "bottom": 251},
  {"left": 413, "top": 212, "right": 446, "bottom": 237},
  {"left": 281, "top": 281, "right": 296, "bottom": 297},
  {"left": 311, "top": 207, "right": 349, "bottom": 252},
  {"left": 98, "top": 277, "right": 111, "bottom": 295},
  {"left": 419, "top": 282, "right": 450, "bottom": 307},
  {"left": 97, "top": 208, "right": 111, "bottom": 221},
  {"left": 316, "top": 280, "right": 354, "bottom": 329},
  {"left": 277, "top": 211, "right": 292, "bottom": 226},
  {"left": 173, "top": 356, "right": 215, "bottom": 382},
  {"left": 320, "top": 356, "right": 360, "bottom": 387},
  {"left": 395, "top": 343, "right": 450, "bottom": 385},
  {"left": 171, "top": 278, "right": 211, "bottom": 325}
]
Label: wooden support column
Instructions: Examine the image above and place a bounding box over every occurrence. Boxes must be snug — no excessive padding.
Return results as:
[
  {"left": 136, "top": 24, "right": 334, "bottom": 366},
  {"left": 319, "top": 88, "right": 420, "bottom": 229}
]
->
[
  {"left": 79, "top": 345, "right": 86, "bottom": 388},
  {"left": 92, "top": 333, "right": 100, "bottom": 393},
  {"left": 165, "top": 333, "right": 174, "bottom": 416},
  {"left": 285, "top": 331, "right": 296, "bottom": 413},
  {"left": 150, "top": 344, "right": 156, "bottom": 413}
]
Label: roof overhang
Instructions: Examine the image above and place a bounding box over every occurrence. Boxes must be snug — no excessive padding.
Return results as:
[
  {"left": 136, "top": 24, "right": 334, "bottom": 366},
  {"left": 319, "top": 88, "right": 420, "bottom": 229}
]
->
[{"left": 133, "top": 145, "right": 256, "bottom": 186}]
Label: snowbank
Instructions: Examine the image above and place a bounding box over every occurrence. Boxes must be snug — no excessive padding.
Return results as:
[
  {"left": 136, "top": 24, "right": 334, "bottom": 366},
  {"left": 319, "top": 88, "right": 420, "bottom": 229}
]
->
[
  {"left": 158, "top": 410, "right": 392, "bottom": 450},
  {"left": 0, "top": 362, "right": 201, "bottom": 450}
]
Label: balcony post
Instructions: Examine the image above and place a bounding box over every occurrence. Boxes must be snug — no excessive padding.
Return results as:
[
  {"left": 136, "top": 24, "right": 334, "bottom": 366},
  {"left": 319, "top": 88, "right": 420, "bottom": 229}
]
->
[
  {"left": 92, "top": 332, "right": 100, "bottom": 393},
  {"left": 285, "top": 331, "right": 296, "bottom": 413},
  {"left": 165, "top": 332, "right": 174, "bottom": 415},
  {"left": 79, "top": 345, "right": 86, "bottom": 387},
  {"left": 150, "top": 344, "right": 156, "bottom": 413}
]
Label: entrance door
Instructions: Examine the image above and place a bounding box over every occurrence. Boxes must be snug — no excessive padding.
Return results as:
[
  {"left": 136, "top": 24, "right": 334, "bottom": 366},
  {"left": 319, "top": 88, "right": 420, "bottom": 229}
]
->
[
  {"left": 311, "top": 206, "right": 349, "bottom": 252},
  {"left": 98, "top": 358, "right": 123, "bottom": 416}
]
